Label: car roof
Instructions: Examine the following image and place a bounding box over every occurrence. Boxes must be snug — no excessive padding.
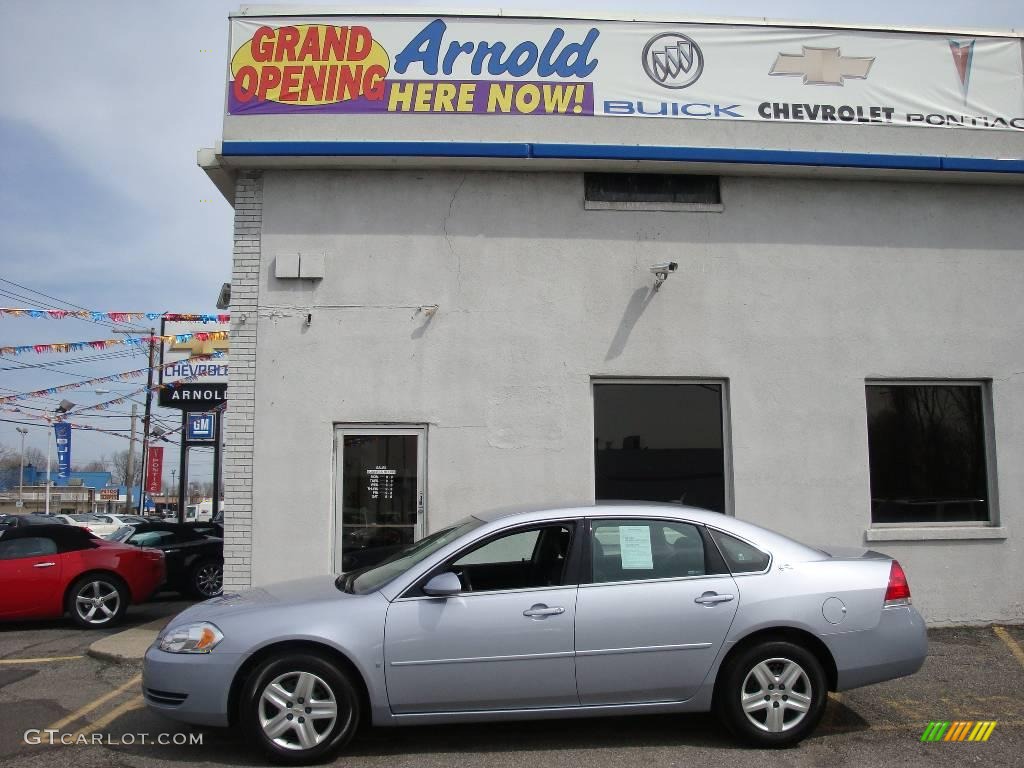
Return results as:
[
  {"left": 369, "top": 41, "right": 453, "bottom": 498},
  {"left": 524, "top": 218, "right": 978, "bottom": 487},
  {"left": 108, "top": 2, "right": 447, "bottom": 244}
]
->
[
  {"left": 0, "top": 524, "right": 95, "bottom": 544},
  {"left": 470, "top": 502, "right": 826, "bottom": 560}
]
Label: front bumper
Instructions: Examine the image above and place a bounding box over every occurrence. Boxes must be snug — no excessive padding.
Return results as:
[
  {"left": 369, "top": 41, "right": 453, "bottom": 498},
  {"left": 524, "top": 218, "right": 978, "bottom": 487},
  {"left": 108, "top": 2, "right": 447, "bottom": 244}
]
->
[
  {"left": 142, "top": 644, "right": 243, "bottom": 727},
  {"left": 827, "top": 604, "right": 928, "bottom": 691}
]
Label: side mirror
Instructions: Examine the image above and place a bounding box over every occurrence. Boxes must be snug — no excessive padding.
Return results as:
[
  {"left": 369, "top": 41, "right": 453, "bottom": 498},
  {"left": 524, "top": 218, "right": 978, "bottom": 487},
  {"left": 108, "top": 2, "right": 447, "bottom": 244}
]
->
[{"left": 422, "top": 571, "right": 463, "bottom": 597}]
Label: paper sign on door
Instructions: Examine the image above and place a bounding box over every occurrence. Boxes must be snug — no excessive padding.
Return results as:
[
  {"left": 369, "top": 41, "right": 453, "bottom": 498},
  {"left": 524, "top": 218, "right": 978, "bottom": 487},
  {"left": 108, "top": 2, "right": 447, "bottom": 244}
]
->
[{"left": 619, "top": 525, "right": 653, "bottom": 569}]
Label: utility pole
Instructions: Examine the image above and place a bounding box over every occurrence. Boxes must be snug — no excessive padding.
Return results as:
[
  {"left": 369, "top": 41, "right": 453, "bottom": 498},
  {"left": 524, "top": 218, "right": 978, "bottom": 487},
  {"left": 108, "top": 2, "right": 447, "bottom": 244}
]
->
[
  {"left": 16, "top": 427, "right": 27, "bottom": 507},
  {"left": 45, "top": 427, "right": 51, "bottom": 515},
  {"left": 126, "top": 403, "right": 138, "bottom": 507},
  {"left": 138, "top": 328, "right": 157, "bottom": 515}
]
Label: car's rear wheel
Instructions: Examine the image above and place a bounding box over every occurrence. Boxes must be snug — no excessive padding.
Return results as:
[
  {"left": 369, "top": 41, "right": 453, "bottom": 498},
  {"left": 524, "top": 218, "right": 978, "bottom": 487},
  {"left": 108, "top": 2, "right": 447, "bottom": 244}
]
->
[
  {"left": 66, "top": 574, "right": 128, "bottom": 629},
  {"left": 189, "top": 559, "right": 223, "bottom": 599},
  {"left": 716, "top": 640, "right": 827, "bottom": 747},
  {"left": 242, "top": 652, "right": 360, "bottom": 764}
]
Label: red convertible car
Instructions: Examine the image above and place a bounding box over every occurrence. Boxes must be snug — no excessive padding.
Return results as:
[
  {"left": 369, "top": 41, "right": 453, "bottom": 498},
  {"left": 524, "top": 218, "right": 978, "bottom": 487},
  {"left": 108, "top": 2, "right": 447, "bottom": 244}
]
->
[{"left": 0, "top": 524, "right": 165, "bottom": 628}]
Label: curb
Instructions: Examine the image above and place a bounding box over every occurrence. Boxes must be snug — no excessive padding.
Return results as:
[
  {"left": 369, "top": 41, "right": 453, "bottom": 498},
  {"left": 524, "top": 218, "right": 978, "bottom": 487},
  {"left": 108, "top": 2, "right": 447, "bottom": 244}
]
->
[{"left": 87, "top": 617, "right": 171, "bottom": 664}]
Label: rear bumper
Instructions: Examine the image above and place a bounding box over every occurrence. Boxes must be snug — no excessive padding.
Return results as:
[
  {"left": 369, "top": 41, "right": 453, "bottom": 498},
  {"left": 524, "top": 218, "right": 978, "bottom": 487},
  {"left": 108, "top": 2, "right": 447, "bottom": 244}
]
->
[
  {"left": 827, "top": 605, "right": 928, "bottom": 691},
  {"left": 142, "top": 645, "right": 241, "bottom": 727}
]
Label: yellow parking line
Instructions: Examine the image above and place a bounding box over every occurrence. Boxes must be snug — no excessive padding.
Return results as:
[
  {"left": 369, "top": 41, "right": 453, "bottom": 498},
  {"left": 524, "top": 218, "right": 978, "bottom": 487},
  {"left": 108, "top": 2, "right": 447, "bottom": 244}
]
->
[
  {"left": 0, "top": 655, "right": 83, "bottom": 665},
  {"left": 994, "top": 626, "right": 1024, "bottom": 670},
  {"left": 46, "top": 674, "right": 141, "bottom": 732},
  {"left": 69, "top": 695, "right": 145, "bottom": 741}
]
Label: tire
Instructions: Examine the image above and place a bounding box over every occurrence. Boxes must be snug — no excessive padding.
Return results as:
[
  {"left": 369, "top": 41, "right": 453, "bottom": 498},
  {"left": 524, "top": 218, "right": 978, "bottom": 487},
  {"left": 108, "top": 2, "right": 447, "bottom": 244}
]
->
[
  {"left": 189, "top": 559, "right": 223, "bottom": 599},
  {"left": 715, "top": 639, "right": 827, "bottom": 747},
  {"left": 66, "top": 574, "right": 129, "bottom": 629},
  {"left": 241, "top": 652, "right": 361, "bottom": 765}
]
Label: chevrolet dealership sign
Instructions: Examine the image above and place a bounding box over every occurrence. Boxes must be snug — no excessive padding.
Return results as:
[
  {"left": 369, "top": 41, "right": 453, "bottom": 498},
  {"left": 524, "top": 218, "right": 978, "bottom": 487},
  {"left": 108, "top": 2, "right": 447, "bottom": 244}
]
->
[
  {"left": 227, "top": 14, "right": 1024, "bottom": 130},
  {"left": 159, "top": 321, "right": 229, "bottom": 410}
]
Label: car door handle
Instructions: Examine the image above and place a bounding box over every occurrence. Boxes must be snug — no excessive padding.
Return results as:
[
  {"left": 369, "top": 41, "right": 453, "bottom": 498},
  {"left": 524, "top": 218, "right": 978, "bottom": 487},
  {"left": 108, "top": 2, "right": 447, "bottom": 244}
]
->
[
  {"left": 33, "top": 562, "right": 57, "bottom": 568},
  {"left": 694, "top": 592, "right": 735, "bottom": 605},
  {"left": 523, "top": 604, "right": 565, "bottom": 618}
]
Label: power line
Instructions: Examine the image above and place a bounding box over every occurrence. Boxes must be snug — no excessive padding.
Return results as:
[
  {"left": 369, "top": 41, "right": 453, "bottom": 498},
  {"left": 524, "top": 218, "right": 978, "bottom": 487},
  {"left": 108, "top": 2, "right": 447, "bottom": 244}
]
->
[
  {"left": 0, "top": 348, "right": 143, "bottom": 371},
  {"left": 0, "top": 278, "right": 147, "bottom": 333}
]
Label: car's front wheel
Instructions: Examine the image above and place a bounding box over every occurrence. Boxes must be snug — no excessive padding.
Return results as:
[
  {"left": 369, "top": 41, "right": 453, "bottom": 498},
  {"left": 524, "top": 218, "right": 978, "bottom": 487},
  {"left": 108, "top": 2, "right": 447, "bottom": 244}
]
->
[
  {"left": 242, "top": 652, "right": 360, "bottom": 764},
  {"left": 716, "top": 639, "right": 827, "bottom": 747},
  {"left": 66, "top": 574, "right": 129, "bottom": 629},
  {"left": 189, "top": 559, "right": 223, "bottom": 599}
]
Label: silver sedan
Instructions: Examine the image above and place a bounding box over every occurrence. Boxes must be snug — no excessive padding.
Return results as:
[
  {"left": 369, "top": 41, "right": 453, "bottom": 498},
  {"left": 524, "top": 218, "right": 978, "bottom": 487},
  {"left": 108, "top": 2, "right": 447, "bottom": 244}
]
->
[{"left": 143, "top": 503, "right": 926, "bottom": 763}]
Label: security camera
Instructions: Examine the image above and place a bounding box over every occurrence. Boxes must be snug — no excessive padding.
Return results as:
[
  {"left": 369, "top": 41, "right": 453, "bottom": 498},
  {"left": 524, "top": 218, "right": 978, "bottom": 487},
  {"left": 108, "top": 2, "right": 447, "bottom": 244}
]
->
[
  {"left": 215, "top": 282, "right": 231, "bottom": 310},
  {"left": 649, "top": 262, "right": 678, "bottom": 291}
]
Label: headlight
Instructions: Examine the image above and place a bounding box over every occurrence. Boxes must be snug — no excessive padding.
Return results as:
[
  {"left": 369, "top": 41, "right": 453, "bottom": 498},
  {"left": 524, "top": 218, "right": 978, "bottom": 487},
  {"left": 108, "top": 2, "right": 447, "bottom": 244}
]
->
[{"left": 157, "top": 622, "right": 224, "bottom": 653}]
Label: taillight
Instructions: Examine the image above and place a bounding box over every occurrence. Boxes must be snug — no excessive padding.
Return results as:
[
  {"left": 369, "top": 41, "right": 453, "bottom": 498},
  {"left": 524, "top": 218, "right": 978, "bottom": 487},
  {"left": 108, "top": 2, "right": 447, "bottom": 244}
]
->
[
  {"left": 83, "top": 526, "right": 93, "bottom": 533},
  {"left": 884, "top": 560, "right": 912, "bottom": 606}
]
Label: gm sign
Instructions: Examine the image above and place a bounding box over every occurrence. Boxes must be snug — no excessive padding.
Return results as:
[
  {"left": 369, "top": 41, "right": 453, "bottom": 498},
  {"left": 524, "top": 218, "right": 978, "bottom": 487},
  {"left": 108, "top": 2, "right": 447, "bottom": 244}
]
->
[{"left": 187, "top": 412, "right": 217, "bottom": 442}]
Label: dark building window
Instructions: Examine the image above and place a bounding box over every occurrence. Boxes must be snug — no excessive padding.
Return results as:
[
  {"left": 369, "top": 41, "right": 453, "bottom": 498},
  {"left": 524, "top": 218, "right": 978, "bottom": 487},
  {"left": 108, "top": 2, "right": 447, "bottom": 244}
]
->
[
  {"left": 865, "top": 383, "right": 991, "bottom": 524},
  {"left": 594, "top": 382, "right": 727, "bottom": 512},
  {"left": 584, "top": 173, "right": 721, "bottom": 205}
]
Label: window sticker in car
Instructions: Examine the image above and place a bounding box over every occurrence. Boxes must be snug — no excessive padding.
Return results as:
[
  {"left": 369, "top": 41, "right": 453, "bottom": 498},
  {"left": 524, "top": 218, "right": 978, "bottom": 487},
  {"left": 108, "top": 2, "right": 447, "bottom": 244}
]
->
[{"left": 619, "top": 525, "right": 653, "bottom": 570}]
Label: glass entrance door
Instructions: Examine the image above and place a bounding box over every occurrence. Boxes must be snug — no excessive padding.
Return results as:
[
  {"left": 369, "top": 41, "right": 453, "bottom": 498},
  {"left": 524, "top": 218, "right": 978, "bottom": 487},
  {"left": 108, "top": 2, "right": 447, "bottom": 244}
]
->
[{"left": 333, "top": 426, "right": 426, "bottom": 573}]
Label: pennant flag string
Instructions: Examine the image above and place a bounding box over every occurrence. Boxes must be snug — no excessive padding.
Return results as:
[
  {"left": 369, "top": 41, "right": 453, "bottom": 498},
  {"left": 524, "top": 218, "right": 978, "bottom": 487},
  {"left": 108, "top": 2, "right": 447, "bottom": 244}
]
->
[
  {"left": 0, "top": 367, "right": 221, "bottom": 424},
  {"left": 0, "top": 309, "right": 230, "bottom": 323},
  {"left": 0, "top": 399, "right": 228, "bottom": 445},
  {"left": 72, "top": 365, "right": 225, "bottom": 416},
  {"left": 0, "top": 352, "right": 225, "bottom": 405},
  {"left": 0, "top": 331, "right": 229, "bottom": 356}
]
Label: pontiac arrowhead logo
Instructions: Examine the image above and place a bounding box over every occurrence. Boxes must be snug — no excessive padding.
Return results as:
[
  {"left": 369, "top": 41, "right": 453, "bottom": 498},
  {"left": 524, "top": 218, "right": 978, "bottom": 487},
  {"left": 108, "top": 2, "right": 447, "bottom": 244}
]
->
[
  {"left": 769, "top": 47, "right": 874, "bottom": 86},
  {"left": 949, "top": 40, "right": 975, "bottom": 104}
]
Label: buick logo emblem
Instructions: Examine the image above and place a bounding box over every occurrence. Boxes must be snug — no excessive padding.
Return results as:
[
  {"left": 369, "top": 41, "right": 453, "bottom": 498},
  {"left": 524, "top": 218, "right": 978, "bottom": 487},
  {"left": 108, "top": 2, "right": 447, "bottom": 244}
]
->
[{"left": 642, "top": 33, "right": 704, "bottom": 89}]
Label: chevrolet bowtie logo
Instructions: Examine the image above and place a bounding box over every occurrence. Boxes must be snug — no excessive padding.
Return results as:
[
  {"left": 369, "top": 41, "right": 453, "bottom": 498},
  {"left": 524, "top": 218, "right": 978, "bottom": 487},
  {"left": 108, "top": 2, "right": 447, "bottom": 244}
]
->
[
  {"left": 170, "top": 336, "right": 230, "bottom": 356},
  {"left": 769, "top": 47, "right": 875, "bottom": 86}
]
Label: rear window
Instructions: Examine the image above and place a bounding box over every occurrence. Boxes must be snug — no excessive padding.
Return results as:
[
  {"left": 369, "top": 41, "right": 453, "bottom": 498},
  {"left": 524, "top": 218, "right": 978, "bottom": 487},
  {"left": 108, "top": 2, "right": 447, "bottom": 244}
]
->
[{"left": 709, "top": 529, "right": 771, "bottom": 574}]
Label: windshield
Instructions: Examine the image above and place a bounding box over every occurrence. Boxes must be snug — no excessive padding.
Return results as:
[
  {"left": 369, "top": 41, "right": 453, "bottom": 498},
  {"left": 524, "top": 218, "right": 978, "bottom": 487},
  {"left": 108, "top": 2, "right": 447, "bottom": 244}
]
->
[
  {"left": 107, "top": 526, "right": 135, "bottom": 542},
  {"left": 346, "top": 517, "right": 482, "bottom": 595}
]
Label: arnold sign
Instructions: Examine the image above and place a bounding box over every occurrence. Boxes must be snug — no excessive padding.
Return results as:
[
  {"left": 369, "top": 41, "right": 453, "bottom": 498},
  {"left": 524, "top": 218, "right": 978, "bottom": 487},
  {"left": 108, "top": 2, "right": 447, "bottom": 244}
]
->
[{"left": 228, "top": 15, "right": 1024, "bottom": 130}]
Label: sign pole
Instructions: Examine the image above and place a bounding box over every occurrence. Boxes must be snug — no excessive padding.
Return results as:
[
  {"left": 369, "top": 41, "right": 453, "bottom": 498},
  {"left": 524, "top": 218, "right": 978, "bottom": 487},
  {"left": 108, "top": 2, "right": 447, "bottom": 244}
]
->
[
  {"left": 137, "top": 327, "right": 156, "bottom": 515},
  {"left": 212, "top": 407, "right": 223, "bottom": 521},
  {"left": 177, "top": 410, "right": 188, "bottom": 523}
]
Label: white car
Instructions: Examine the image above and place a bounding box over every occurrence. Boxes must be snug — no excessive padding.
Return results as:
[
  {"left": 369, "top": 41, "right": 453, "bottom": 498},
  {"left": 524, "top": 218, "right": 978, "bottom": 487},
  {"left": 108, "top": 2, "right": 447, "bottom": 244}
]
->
[
  {"left": 96, "top": 513, "right": 151, "bottom": 537},
  {"left": 53, "top": 513, "right": 123, "bottom": 538}
]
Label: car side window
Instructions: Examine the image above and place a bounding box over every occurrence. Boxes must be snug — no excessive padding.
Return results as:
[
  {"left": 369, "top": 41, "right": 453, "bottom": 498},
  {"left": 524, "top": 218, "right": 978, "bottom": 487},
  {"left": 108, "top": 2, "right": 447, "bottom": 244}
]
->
[
  {"left": 447, "top": 524, "right": 574, "bottom": 592},
  {"left": 0, "top": 537, "right": 58, "bottom": 560},
  {"left": 590, "top": 519, "right": 707, "bottom": 584},
  {"left": 129, "top": 531, "right": 176, "bottom": 547},
  {"left": 709, "top": 529, "right": 771, "bottom": 573}
]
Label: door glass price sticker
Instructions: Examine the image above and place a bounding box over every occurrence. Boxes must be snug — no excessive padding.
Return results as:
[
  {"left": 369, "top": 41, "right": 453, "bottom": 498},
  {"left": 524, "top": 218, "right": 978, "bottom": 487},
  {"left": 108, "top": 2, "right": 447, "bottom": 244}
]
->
[{"left": 619, "top": 525, "right": 654, "bottom": 569}]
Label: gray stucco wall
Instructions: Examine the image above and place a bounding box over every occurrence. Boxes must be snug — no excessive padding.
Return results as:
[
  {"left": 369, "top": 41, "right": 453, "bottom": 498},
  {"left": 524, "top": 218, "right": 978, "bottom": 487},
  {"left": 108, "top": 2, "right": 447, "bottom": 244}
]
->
[{"left": 234, "top": 168, "right": 1023, "bottom": 624}]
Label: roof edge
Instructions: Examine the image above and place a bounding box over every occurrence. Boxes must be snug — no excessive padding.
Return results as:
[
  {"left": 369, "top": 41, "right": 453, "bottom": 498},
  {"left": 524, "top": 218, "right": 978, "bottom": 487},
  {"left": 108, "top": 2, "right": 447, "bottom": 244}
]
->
[{"left": 232, "top": 5, "right": 1023, "bottom": 39}]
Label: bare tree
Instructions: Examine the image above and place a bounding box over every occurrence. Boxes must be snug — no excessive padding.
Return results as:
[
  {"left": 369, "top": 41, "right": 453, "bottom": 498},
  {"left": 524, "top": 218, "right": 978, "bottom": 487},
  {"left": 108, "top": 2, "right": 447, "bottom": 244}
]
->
[
  {"left": 111, "top": 449, "right": 142, "bottom": 487},
  {"left": 74, "top": 456, "right": 110, "bottom": 472}
]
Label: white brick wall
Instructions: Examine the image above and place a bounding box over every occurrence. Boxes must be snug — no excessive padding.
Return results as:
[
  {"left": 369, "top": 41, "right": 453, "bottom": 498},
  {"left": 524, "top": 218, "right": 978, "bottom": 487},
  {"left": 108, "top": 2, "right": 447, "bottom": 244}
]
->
[{"left": 223, "top": 173, "right": 262, "bottom": 590}]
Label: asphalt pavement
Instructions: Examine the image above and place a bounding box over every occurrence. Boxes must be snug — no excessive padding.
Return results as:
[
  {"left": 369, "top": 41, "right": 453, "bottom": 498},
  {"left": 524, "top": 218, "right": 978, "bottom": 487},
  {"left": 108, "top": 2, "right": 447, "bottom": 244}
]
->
[{"left": 1, "top": 616, "right": 1022, "bottom": 768}]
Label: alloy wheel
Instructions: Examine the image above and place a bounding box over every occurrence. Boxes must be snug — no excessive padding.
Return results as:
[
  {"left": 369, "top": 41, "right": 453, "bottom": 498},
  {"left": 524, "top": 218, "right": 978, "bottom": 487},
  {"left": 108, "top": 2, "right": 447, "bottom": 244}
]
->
[
  {"left": 740, "top": 657, "right": 813, "bottom": 733},
  {"left": 195, "top": 563, "right": 223, "bottom": 597},
  {"left": 75, "top": 581, "right": 120, "bottom": 625},
  {"left": 258, "top": 671, "right": 340, "bottom": 751}
]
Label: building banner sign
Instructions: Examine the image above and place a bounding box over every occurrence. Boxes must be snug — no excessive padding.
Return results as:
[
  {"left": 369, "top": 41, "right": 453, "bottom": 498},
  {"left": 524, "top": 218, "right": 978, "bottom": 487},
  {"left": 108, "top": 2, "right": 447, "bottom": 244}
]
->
[
  {"left": 227, "top": 16, "right": 1024, "bottom": 130},
  {"left": 53, "top": 422, "right": 71, "bottom": 480},
  {"left": 146, "top": 446, "right": 164, "bottom": 495}
]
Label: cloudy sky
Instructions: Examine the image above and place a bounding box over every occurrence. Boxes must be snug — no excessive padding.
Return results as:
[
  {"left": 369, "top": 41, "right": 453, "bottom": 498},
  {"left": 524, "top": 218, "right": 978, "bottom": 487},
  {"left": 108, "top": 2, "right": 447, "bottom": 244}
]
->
[{"left": 0, "top": 0, "right": 1021, "bottom": 481}]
